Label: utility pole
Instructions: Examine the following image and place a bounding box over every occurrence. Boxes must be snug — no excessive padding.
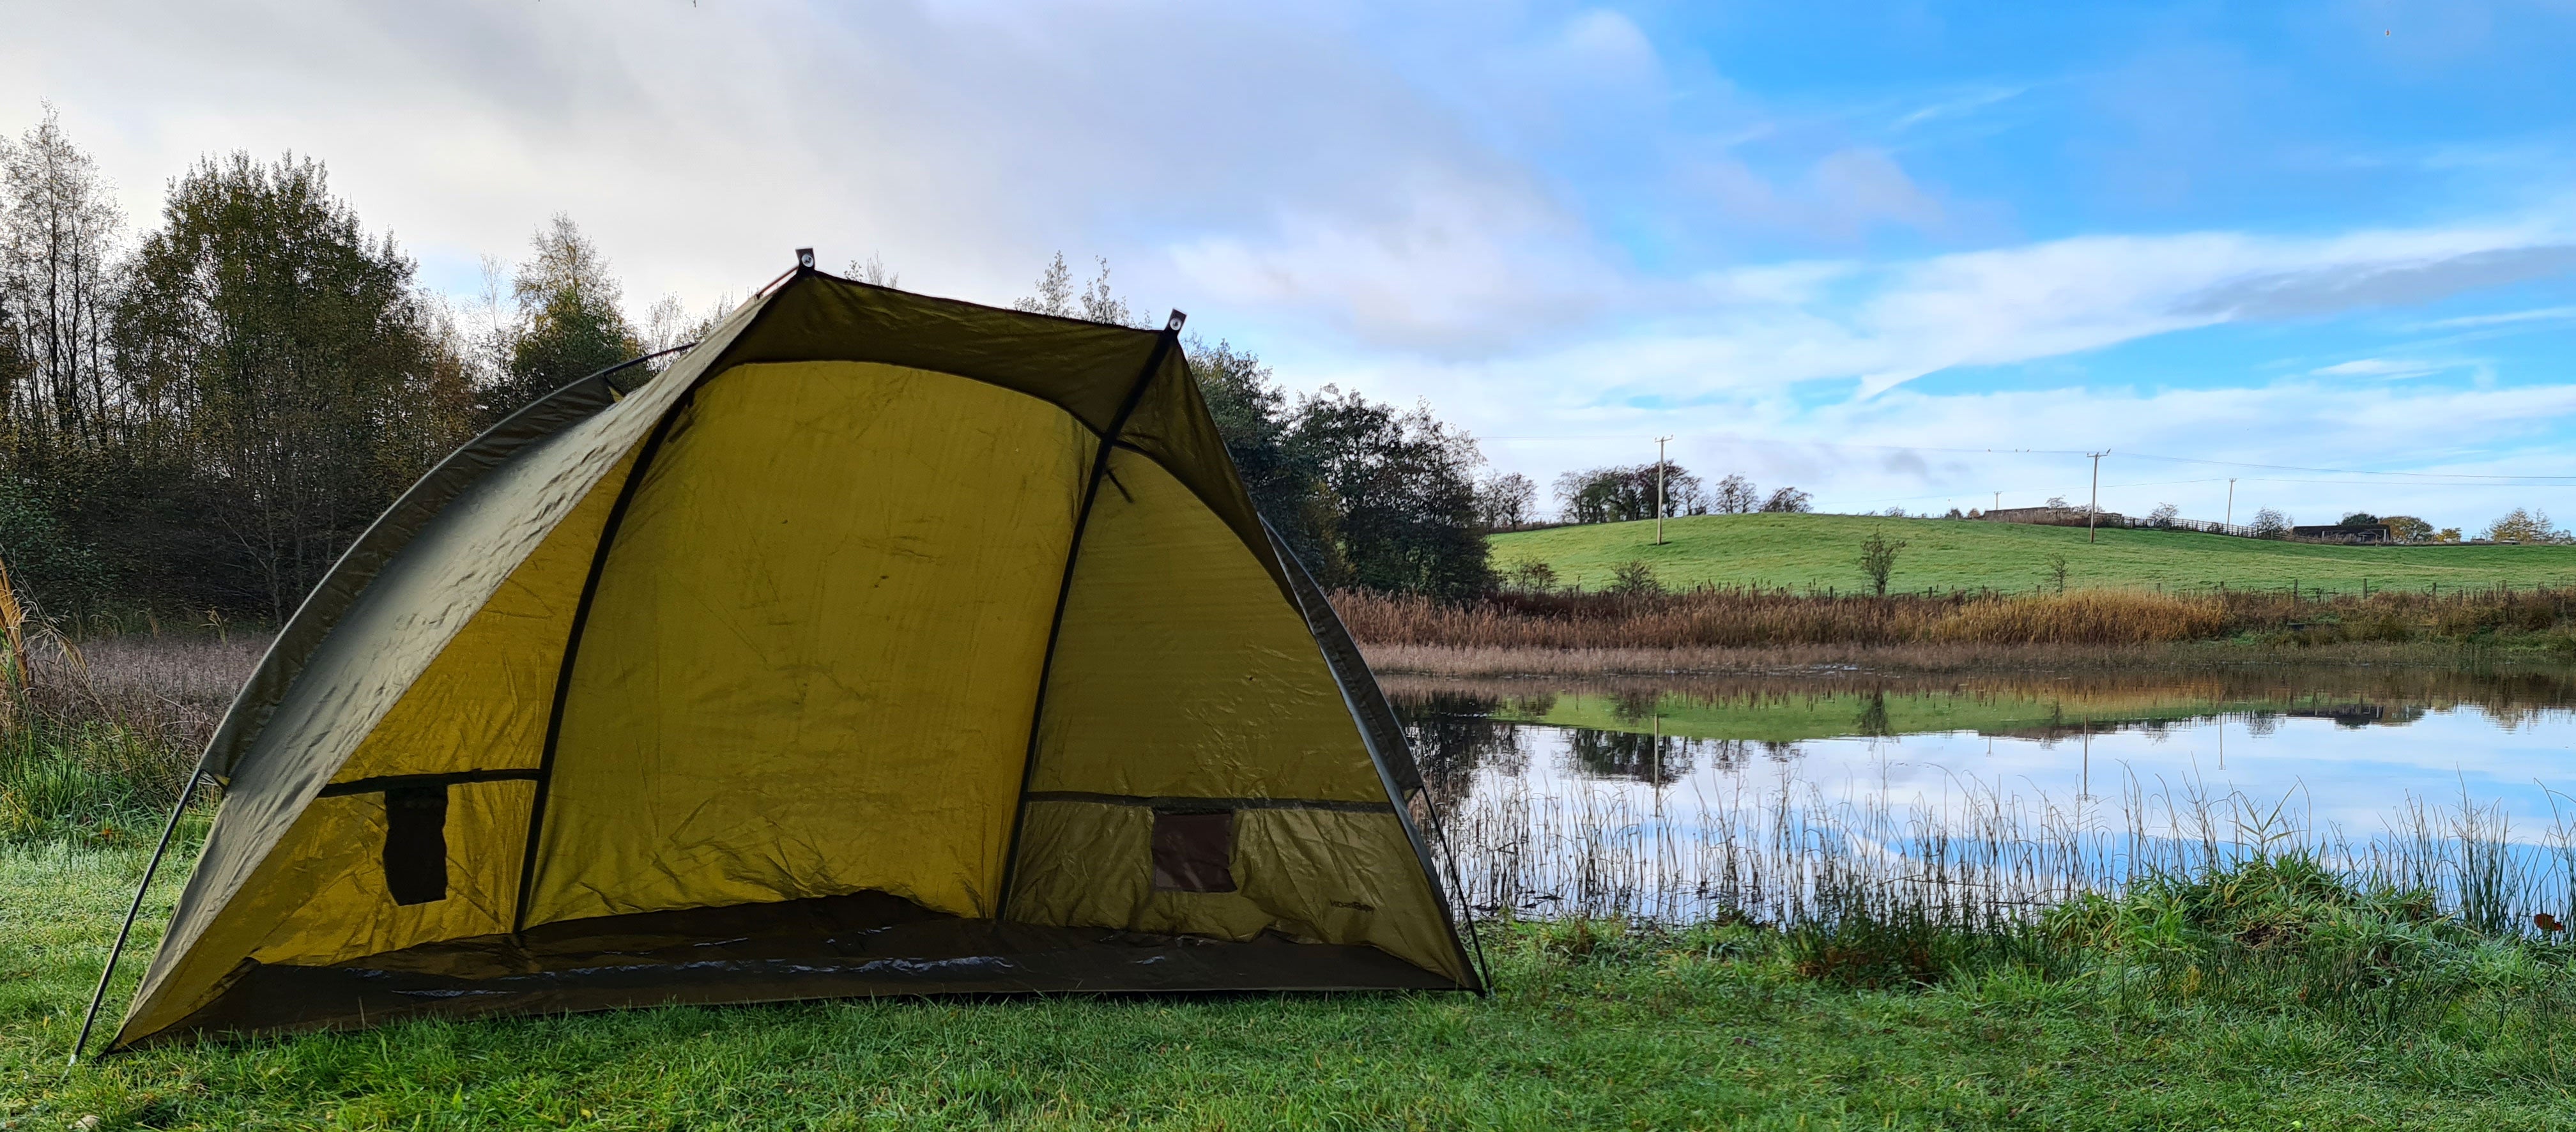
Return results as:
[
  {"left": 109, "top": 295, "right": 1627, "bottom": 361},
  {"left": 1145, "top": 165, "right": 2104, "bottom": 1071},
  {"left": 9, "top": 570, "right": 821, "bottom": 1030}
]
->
[
  {"left": 2225, "top": 478, "right": 2236, "bottom": 530},
  {"left": 2086, "top": 450, "right": 2109, "bottom": 544},
  {"left": 1655, "top": 435, "right": 1673, "bottom": 545},
  {"left": 1993, "top": 491, "right": 2000, "bottom": 513}
]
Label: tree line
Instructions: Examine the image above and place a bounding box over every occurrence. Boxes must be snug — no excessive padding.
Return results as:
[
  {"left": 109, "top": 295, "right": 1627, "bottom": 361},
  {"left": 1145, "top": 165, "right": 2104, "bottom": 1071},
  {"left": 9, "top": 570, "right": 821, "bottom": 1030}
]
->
[
  {"left": 0, "top": 109, "right": 714, "bottom": 621},
  {"left": 0, "top": 109, "right": 1510, "bottom": 620}
]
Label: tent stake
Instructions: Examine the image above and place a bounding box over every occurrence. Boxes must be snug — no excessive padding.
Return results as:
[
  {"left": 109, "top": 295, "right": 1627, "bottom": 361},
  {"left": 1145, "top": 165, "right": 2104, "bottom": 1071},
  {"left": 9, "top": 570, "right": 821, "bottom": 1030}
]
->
[{"left": 70, "top": 763, "right": 204, "bottom": 1065}]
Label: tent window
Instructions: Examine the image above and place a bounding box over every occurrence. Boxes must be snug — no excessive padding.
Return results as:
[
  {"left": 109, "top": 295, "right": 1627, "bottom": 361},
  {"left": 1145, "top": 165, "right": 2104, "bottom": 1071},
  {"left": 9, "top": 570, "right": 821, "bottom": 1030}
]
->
[
  {"left": 382, "top": 784, "right": 450, "bottom": 906},
  {"left": 1151, "top": 809, "right": 1236, "bottom": 893}
]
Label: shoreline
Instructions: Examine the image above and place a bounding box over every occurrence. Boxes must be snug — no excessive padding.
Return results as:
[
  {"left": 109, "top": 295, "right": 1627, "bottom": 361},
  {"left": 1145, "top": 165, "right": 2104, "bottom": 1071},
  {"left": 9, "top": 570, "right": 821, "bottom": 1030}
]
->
[{"left": 1358, "top": 638, "right": 2572, "bottom": 678}]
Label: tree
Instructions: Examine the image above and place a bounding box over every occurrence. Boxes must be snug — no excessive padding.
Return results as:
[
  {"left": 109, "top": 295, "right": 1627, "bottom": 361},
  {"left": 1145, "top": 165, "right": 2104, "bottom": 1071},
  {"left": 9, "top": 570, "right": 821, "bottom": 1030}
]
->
[
  {"left": 2383, "top": 515, "right": 2434, "bottom": 543},
  {"left": 1712, "top": 473, "right": 1758, "bottom": 514},
  {"left": 1473, "top": 472, "right": 1536, "bottom": 530},
  {"left": 484, "top": 214, "right": 637, "bottom": 423},
  {"left": 1608, "top": 560, "right": 1661, "bottom": 596},
  {"left": 844, "top": 252, "right": 898, "bottom": 288},
  {"left": 0, "top": 105, "right": 124, "bottom": 466},
  {"left": 1552, "top": 462, "right": 1705, "bottom": 524},
  {"left": 1012, "top": 251, "right": 1077, "bottom": 317},
  {"left": 2483, "top": 507, "right": 2569, "bottom": 544},
  {"left": 114, "top": 152, "right": 464, "bottom": 618},
  {"left": 2338, "top": 511, "right": 2380, "bottom": 527},
  {"left": 1859, "top": 528, "right": 1906, "bottom": 597},
  {"left": 2145, "top": 503, "right": 2180, "bottom": 528},
  {"left": 1759, "top": 486, "right": 1813, "bottom": 513},
  {"left": 1286, "top": 387, "right": 1491, "bottom": 599},
  {"left": 2044, "top": 553, "right": 2069, "bottom": 594},
  {"left": 1190, "top": 336, "right": 1337, "bottom": 577}
]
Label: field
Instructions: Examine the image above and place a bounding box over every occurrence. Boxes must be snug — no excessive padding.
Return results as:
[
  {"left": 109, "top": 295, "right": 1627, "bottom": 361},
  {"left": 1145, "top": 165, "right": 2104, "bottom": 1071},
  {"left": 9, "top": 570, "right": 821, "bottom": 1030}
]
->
[{"left": 1491, "top": 512, "right": 2576, "bottom": 595}]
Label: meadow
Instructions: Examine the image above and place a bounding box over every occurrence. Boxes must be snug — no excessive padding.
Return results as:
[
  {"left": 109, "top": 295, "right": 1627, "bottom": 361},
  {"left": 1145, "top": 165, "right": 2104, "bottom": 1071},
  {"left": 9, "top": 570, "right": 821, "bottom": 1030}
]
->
[{"left": 1490, "top": 512, "right": 2576, "bottom": 595}]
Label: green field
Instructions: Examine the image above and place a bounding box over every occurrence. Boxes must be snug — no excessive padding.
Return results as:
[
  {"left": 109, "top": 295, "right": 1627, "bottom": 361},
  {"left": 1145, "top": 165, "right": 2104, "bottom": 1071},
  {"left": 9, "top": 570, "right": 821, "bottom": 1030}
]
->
[{"left": 1491, "top": 512, "right": 2576, "bottom": 595}]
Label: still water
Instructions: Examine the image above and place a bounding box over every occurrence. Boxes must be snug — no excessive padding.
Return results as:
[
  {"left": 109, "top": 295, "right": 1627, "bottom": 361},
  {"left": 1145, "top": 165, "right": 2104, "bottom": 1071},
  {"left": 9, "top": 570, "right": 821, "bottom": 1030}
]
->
[{"left": 1388, "top": 667, "right": 2576, "bottom": 923}]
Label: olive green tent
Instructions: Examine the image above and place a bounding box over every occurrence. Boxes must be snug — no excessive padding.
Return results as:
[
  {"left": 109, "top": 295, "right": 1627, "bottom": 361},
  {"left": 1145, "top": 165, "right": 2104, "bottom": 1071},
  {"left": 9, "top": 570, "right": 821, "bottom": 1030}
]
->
[{"left": 89, "top": 259, "right": 1481, "bottom": 1052}]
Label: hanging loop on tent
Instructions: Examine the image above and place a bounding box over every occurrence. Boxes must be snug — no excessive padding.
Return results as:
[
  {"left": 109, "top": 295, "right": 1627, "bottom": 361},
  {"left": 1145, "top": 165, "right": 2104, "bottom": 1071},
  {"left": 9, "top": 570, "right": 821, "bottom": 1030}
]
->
[
  {"left": 795, "top": 247, "right": 816, "bottom": 271},
  {"left": 1165, "top": 310, "right": 1186, "bottom": 333},
  {"left": 70, "top": 763, "right": 205, "bottom": 1065}
]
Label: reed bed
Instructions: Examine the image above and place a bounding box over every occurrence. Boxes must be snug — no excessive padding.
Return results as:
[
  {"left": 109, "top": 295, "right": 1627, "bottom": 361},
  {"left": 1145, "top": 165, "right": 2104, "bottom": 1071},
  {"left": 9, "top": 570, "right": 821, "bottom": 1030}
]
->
[
  {"left": 1337, "top": 582, "right": 2576, "bottom": 655},
  {"left": 0, "top": 632, "right": 264, "bottom": 839}
]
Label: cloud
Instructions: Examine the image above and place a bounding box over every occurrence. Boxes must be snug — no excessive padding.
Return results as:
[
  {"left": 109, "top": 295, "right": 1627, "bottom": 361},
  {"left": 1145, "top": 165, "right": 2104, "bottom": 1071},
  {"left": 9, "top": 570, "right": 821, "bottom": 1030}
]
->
[
  {"left": 2409, "top": 305, "right": 2576, "bottom": 330},
  {"left": 2309, "top": 357, "right": 2480, "bottom": 380}
]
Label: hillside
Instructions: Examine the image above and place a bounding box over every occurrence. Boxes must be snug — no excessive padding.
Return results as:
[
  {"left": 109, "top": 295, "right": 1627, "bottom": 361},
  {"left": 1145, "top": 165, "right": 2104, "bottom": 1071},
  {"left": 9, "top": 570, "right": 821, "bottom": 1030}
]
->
[{"left": 1487, "top": 513, "right": 2576, "bottom": 595}]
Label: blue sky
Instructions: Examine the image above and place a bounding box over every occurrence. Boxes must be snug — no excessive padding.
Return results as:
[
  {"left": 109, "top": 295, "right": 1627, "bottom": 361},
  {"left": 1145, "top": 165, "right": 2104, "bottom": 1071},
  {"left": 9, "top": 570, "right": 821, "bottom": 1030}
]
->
[{"left": 9, "top": 0, "right": 2576, "bottom": 528}]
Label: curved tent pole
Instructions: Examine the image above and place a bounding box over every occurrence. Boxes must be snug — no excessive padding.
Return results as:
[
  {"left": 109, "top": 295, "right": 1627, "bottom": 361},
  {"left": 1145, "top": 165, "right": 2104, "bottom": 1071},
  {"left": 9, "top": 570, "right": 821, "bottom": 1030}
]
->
[
  {"left": 68, "top": 765, "right": 204, "bottom": 1065},
  {"left": 993, "top": 311, "right": 1185, "bottom": 921}
]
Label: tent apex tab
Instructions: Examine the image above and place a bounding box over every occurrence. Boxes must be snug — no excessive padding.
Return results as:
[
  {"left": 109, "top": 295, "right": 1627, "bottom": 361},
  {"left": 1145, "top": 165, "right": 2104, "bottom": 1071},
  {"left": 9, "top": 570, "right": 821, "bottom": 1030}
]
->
[
  {"left": 1165, "top": 310, "right": 1186, "bottom": 333},
  {"left": 795, "top": 247, "right": 816, "bottom": 270}
]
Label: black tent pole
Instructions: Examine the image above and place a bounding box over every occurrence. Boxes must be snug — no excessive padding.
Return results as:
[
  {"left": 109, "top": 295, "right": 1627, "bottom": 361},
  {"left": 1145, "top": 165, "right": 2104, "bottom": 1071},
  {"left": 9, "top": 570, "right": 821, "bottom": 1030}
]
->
[{"left": 69, "top": 762, "right": 204, "bottom": 1065}]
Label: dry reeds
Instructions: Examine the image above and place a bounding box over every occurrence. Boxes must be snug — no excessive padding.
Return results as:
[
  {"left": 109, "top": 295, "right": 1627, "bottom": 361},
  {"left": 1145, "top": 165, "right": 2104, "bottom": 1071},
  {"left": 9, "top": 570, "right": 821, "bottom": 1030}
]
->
[{"left": 1335, "top": 583, "right": 2576, "bottom": 660}]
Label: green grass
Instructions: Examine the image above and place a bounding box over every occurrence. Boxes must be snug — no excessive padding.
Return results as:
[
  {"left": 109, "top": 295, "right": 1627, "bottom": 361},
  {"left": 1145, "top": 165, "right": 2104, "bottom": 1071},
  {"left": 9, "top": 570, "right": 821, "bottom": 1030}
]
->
[
  {"left": 1492, "top": 513, "right": 2576, "bottom": 595},
  {"left": 11, "top": 838, "right": 2576, "bottom": 1129}
]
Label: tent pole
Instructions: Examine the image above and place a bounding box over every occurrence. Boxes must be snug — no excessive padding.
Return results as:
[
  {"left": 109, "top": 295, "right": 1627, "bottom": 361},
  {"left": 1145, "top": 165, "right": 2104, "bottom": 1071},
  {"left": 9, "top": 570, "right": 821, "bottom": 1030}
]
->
[
  {"left": 70, "top": 763, "right": 203, "bottom": 1066},
  {"left": 995, "top": 312, "right": 1183, "bottom": 922}
]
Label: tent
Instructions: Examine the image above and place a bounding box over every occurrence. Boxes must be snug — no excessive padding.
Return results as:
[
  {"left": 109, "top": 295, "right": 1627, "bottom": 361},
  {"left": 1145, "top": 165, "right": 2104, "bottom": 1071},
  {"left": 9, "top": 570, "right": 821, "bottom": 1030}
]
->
[{"left": 92, "top": 259, "right": 1482, "bottom": 1052}]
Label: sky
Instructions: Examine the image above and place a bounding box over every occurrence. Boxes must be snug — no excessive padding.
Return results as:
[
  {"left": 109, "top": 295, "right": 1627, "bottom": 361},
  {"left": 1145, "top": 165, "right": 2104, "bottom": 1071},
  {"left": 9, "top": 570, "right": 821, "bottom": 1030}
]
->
[{"left": 8, "top": 0, "right": 2576, "bottom": 530}]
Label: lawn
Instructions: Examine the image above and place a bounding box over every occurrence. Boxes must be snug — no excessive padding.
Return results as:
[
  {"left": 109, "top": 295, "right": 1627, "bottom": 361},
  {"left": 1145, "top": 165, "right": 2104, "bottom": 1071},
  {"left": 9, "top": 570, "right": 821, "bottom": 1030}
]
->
[
  {"left": 8, "top": 836, "right": 2576, "bottom": 1130},
  {"left": 1491, "top": 513, "right": 2576, "bottom": 596}
]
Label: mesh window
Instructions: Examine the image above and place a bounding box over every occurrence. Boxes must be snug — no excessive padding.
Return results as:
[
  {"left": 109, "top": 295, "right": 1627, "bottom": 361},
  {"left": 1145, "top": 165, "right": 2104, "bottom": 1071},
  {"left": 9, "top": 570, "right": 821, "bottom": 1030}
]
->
[{"left": 1150, "top": 809, "right": 1236, "bottom": 892}]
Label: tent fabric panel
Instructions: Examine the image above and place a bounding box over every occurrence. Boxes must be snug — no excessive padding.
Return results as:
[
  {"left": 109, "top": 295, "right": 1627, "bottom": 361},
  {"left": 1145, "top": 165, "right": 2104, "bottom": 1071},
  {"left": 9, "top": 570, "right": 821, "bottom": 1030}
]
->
[
  {"left": 528, "top": 362, "right": 1092, "bottom": 928},
  {"left": 703, "top": 275, "right": 1151, "bottom": 439},
  {"left": 697, "top": 275, "right": 1276, "bottom": 583},
  {"left": 111, "top": 456, "right": 633, "bottom": 1036},
  {"left": 237, "top": 781, "right": 535, "bottom": 970},
  {"left": 114, "top": 292, "right": 778, "bottom": 1051},
  {"left": 1031, "top": 448, "right": 1384, "bottom": 802},
  {"left": 192, "top": 371, "right": 623, "bottom": 783},
  {"left": 330, "top": 445, "right": 640, "bottom": 783},
  {"left": 1006, "top": 799, "right": 1470, "bottom": 984}
]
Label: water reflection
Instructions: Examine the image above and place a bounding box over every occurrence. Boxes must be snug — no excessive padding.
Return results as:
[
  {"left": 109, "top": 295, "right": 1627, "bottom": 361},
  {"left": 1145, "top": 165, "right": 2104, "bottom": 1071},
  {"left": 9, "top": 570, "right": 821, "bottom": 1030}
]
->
[{"left": 1389, "top": 666, "right": 2576, "bottom": 924}]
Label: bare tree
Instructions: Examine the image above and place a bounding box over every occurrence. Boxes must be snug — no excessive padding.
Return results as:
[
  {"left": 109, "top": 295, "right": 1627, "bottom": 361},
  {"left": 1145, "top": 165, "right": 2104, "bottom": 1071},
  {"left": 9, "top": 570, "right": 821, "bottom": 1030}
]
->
[
  {"left": 1759, "top": 486, "right": 1813, "bottom": 513},
  {"left": 845, "top": 252, "right": 899, "bottom": 287},
  {"left": 1013, "top": 251, "right": 1077, "bottom": 317},
  {"left": 0, "top": 104, "right": 125, "bottom": 461},
  {"left": 1474, "top": 471, "right": 1537, "bottom": 530},
  {"left": 1712, "top": 473, "right": 1759, "bottom": 514}
]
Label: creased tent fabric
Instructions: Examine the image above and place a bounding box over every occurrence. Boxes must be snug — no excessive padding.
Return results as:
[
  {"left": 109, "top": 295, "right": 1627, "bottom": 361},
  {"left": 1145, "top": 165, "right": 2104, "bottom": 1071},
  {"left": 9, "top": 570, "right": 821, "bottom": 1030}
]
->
[{"left": 111, "top": 270, "right": 1478, "bottom": 1050}]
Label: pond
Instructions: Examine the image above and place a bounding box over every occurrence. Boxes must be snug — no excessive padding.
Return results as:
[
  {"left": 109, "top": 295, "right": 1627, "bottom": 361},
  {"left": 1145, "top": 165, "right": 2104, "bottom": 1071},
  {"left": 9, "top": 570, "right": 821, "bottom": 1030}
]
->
[{"left": 1387, "top": 666, "right": 2576, "bottom": 928}]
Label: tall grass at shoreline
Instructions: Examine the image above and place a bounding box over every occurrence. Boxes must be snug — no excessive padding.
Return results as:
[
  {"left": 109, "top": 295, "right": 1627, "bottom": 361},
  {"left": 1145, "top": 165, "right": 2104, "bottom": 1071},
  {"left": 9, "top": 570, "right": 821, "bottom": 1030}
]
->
[
  {"left": 1339, "top": 581, "right": 2576, "bottom": 653},
  {"left": 0, "top": 634, "right": 260, "bottom": 841}
]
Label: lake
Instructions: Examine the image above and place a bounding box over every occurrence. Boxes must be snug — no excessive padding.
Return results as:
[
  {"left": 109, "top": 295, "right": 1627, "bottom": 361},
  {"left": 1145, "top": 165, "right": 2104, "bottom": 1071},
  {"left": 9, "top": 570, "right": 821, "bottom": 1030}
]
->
[{"left": 1387, "top": 666, "right": 2576, "bottom": 928}]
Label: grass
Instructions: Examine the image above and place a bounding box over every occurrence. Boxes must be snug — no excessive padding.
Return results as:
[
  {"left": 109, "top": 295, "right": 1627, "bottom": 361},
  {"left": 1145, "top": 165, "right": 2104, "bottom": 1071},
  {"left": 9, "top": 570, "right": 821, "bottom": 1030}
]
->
[
  {"left": 10, "top": 836, "right": 2576, "bottom": 1130},
  {"left": 1492, "top": 512, "right": 2576, "bottom": 595}
]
